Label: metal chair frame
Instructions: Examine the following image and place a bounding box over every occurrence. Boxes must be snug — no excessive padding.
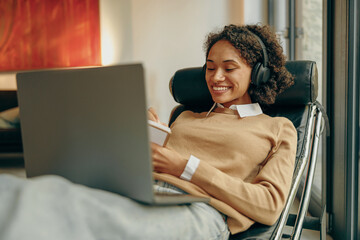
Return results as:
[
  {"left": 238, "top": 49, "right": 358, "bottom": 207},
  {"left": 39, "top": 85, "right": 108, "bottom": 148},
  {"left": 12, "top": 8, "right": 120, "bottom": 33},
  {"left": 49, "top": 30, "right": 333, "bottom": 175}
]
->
[{"left": 270, "top": 104, "right": 326, "bottom": 240}]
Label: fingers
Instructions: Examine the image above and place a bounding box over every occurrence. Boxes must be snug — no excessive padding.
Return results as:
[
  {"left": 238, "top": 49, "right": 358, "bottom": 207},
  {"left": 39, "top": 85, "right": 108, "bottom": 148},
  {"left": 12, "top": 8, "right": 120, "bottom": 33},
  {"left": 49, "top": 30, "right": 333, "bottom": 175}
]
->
[
  {"left": 148, "top": 107, "right": 160, "bottom": 123},
  {"left": 150, "top": 142, "right": 160, "bottom": 153},
  {"left": 148, "top": 108, "right": 168, "bottom": 127},
  {"left": 150, "top": 143, "right": 186, "bottom": 177}
]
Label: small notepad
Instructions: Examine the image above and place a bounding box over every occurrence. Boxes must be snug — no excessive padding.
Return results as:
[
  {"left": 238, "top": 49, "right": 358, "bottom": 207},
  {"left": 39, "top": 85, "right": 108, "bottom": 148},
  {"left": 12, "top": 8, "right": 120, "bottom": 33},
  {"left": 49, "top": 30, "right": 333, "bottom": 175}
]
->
[{"left": 148, "top": 120, "right": 171, "bottom": 146}]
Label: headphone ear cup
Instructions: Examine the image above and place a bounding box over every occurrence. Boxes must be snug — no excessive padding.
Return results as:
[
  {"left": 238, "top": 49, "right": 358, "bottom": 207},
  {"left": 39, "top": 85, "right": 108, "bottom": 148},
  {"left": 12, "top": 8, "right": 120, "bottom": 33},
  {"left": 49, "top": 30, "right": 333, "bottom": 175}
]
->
[
  {"left": 251, "top": 63, "right": 270, "bottom": 86},
  {"left": 251, "top": 63, "right": 262, "bottom": 86}
]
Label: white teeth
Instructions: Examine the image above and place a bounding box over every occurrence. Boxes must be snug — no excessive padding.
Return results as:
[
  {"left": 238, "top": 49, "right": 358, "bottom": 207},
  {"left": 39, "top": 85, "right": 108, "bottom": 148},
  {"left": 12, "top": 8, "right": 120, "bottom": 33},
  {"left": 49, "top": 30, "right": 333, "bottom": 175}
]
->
[{"left": 213, "top": 86, "right": 229, "bottom": 91}]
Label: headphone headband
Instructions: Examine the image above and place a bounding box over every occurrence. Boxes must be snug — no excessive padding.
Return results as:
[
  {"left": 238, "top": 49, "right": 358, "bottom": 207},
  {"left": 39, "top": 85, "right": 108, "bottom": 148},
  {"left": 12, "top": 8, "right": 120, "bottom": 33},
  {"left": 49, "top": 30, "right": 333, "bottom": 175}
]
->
[
  {"left": 249, "top": 31, "right": 269, "bottom": 67},
  {"left": 248, "top": 30, "right": 271, "bottom": 86}
]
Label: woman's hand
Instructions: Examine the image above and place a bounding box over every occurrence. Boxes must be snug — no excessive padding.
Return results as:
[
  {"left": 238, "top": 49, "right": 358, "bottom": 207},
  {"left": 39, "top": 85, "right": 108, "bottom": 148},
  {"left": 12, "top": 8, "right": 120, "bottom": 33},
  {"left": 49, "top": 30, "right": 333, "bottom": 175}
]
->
[
  {"left": 148, "top": 107, "right": 160, "bottom": 122},
  {"left": 148, "top": 107, "right": 168, "bottom": 127},
  {"left": 151, "top": 143, "right": 187, "bottom": 178}
]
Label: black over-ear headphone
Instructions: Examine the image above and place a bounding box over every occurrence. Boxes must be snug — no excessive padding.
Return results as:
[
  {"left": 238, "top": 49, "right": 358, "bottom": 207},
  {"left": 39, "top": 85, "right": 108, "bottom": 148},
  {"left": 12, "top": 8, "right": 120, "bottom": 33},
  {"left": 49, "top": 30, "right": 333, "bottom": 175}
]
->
[{"left": 249, "top": 32, "right": 271, "bottom": 86}]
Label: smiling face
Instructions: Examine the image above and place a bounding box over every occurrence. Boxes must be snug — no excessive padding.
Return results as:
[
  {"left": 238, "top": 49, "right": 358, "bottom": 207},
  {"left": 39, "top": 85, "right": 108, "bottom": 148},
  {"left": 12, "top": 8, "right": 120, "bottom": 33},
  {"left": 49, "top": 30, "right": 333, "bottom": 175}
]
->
[{"left": 205, "top": 40, "right": 252, "bottom": 107}]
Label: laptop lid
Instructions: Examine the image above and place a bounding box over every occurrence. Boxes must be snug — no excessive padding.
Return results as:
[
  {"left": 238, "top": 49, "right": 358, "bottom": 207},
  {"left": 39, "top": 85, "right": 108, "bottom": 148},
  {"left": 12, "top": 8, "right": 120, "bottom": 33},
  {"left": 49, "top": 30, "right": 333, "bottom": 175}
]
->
[{"left": 16, "top": 64, "right": 155, "bottom": 203}]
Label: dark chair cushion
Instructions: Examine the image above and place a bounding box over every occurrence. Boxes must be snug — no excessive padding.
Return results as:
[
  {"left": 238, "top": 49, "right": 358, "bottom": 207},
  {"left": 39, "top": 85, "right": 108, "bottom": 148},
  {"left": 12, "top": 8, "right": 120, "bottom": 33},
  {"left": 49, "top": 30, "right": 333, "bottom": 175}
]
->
[
  {"left": 230, "top": 222, "right": 277, "bottom": 240},
  {"left": 275, "top": 61, "right": 318, "bottom": 105}
]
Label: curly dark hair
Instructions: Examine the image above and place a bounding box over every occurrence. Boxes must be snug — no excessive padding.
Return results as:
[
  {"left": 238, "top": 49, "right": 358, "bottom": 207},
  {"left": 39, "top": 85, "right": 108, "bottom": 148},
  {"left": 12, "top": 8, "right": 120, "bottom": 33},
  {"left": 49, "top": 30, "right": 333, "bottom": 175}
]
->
[{"left": 204, "top": 24, "right": 294, "bottom": 105}]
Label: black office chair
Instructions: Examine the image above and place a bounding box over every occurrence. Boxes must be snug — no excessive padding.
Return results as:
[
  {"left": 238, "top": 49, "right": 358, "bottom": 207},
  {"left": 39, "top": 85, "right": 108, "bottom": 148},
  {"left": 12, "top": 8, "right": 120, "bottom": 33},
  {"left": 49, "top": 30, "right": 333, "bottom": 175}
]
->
[{"left": 168, "top": 60, "right": 328, "bottom": 240}]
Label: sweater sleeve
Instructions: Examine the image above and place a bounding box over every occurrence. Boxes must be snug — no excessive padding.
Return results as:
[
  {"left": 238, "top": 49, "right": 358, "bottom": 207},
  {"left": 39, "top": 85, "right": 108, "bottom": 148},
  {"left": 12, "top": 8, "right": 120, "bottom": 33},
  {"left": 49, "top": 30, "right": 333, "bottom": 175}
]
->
[{"left": 190, "top": 120, "right": 297, "bottom": 225}]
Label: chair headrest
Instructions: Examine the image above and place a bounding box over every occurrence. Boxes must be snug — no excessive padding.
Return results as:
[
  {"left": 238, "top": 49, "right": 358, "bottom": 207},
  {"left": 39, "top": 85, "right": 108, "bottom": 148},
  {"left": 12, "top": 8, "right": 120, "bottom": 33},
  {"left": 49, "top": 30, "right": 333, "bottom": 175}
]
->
[{"left": 170, "top": 60, "right": 318, "bottom": 107}]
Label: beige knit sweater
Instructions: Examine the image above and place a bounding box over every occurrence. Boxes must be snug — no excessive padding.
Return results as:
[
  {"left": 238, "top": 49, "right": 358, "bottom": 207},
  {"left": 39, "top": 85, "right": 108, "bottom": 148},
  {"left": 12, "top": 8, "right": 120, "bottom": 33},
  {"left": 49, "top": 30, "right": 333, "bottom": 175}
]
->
[{"left": 154, "top": 107, "right": 297, "bottom": 234}]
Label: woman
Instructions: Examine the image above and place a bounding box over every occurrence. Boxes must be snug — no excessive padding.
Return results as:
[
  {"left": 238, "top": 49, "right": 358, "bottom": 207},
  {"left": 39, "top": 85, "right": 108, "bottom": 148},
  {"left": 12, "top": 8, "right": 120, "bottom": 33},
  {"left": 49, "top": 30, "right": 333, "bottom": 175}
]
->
[
  {"left": 0, "top": 24, "right": 296, "bottom": 240},
  {"left": 150, "top": 24, "right": 296, "bottom": 236}
]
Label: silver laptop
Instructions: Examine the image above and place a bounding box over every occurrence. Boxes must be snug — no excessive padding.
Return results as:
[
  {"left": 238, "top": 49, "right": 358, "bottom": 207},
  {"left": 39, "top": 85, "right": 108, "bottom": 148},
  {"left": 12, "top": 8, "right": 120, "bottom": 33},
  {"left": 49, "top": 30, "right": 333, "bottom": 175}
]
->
[{"left": 16, "top": 64, "right": 209, "bottom": 205}]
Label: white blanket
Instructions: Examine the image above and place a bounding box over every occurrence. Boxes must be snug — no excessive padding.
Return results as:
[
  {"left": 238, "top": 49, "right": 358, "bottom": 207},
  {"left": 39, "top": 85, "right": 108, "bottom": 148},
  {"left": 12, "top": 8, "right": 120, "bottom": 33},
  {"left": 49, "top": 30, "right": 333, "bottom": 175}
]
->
[{"left": 0, "top": 174, "right": 229, "bottom": 240}]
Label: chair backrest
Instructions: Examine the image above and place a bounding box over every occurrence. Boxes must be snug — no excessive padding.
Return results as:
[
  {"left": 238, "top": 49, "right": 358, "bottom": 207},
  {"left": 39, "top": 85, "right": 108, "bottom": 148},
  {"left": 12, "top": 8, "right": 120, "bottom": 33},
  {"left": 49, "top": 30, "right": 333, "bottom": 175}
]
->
[
  {"left": 169, "top": 60, "right": 317, "bottom": 110},
  {"left": 169, "top": 60, "right": 318, "bottom": 166}
]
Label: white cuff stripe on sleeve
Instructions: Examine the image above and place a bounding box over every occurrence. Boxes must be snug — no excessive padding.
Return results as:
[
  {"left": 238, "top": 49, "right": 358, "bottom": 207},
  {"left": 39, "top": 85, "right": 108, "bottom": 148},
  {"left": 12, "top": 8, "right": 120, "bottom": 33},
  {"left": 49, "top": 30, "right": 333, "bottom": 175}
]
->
[{"left": 180, "top": 155, "right": 200, "bottom": 181}]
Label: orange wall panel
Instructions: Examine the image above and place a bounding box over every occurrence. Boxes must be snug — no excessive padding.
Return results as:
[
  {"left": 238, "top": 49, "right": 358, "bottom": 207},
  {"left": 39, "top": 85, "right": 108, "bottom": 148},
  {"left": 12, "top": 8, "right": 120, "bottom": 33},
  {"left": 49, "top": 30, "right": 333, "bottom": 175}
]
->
[{"left": 0, "top": 0, "right": 101, "bottom": 71}]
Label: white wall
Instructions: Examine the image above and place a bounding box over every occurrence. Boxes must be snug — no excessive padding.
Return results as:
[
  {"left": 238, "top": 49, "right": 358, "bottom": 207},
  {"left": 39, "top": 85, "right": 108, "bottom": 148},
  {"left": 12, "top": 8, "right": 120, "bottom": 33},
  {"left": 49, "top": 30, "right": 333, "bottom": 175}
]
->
[
  {"left": 100, "top": 0, "right": 236, "bottom": 122},
  {"left": 100, "top": 0, "right": 133, "bottom": 65},
  {"left": 130, "top": 0, "right": 230, "bottom": 122},
  {"left": 243, "top": 0, "right": 267, "bottom": 25}
]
